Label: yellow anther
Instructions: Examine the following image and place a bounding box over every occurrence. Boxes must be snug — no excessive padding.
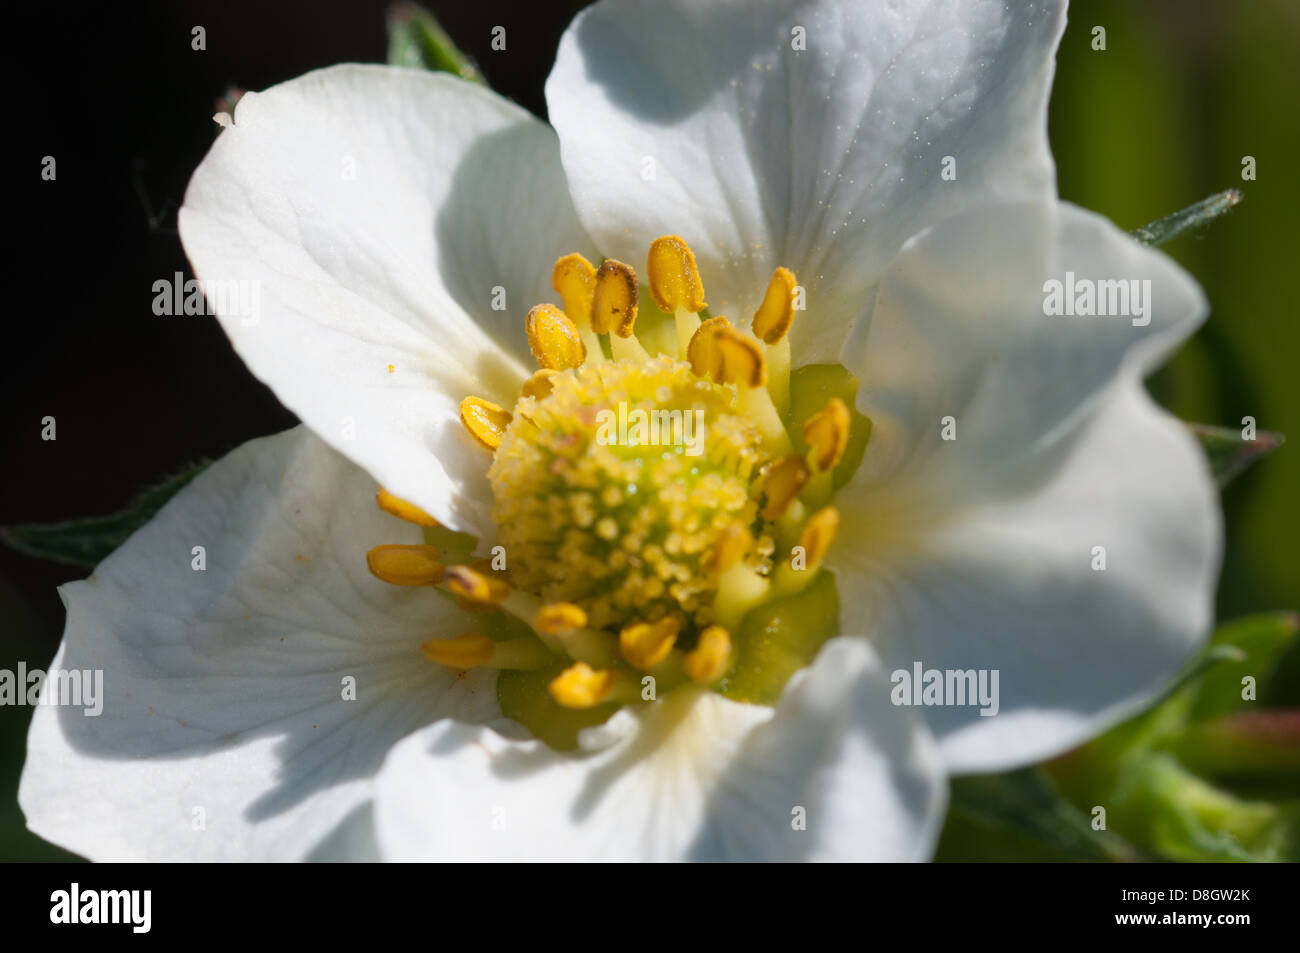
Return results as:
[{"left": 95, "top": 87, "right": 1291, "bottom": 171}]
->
[
  {"left": 752, "top": 266, "right": 797, "bottom": 344},
  {"left": 421, "top": 633, "right": 552, "bottom": 670},
  {"left": 703, "top": 522, "right": 753, "bottom": 574},
  {"left": 526, "top": 303, "right": 587, "bottom": 370},
  {"left": 761, "top": 455, "right": 811, "bottom": 520},
  {"left": 459, "top": 396, "right": 512, "bottom": 450},
  {"left": 366, "top": 544, "right": 444, "bottom": 586},
  {"left": 552, "top": 253, "right": 597, "bottom": 326},
  {"left": 549, "top": 662, "right": 615, "bottom": 709},
  {"left": 535, "top": 602, "right": 588, "bottom": 635},
  {"left": 591, "top": 259, "right": 639, "bottom": 337},
  {"left": 804, "top": 398, "right": 851, "bottom": 471},
  {"left": 646, "top": 235, "right": 707, "bottom": 313},
  {"left": 375, "top": 487, "right": 438, "bottom": 527},
  {"left": 797, "top": 506, "right": 840, "bottom": 567},
  {"left": 687, "top": 315, "right": 733, "bottom": 379},
  {"left": 420, "top": 633, "right": 495, "bottom": 669},
  {"left": 444, "top": 565, "right": 510, "bottom": 604},
  {"left": 520, "top": 368, "right": 559, "bottom": 401},
  {"left": 683, "top": 626, "right": 731, "bottom": 684},
  {"left": 618, "top": 616, "right": 680, "bottom": 671},
  {"left": 714, "top": 327, "right": 768, "bottom": 388}
]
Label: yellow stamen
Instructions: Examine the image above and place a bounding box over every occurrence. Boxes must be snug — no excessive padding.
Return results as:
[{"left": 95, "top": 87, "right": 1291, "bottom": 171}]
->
[
  {"left": 609, "top": 326, "right": 653, "bottom": 363},
  {"left": 444, "top": 564, "right": 510, "bottom": 604},
  {"left": 366, "top": 544, "right": 444, "bottom": 586},
  {"left": 534, "top": 602, "right": 588, "bottom": 634},
  {"left": 375, "top": 487, "right": 438, "bottom": 527},
  {"left": 675, "top": 309, "right": 702, "bottom": 360},
  {"left": 526, "top": 304, "right": 586, "bottom": 370},
  {"left": 751, "top": 266, "right": 797, "bottom": 344},
  {"left": 552, "top": 253, "right": 604, "bottom": 361},
  {"left": 552, "top": 253, "right": 597, "bottom": 326},
  {"left": 766, "top": 336, "right": 792, "bottom": 418},
  {"left": 798, "top": 505, "right": 840, "bottom": 567},
  {"left": 687, "top": 315, "right": 733, "bottom": 379},
  {"left": 646, "top": 235, "right": 707, "bottom": 313},
  {"left": 549, "top": 662, "right": 615, "bottom": 709},
  {"left": 761, "top": 455, "right": 811, "bottom": 520},
  {"left": 618, "top": 616, "right": 680, "bottom": 671},
  {"left": 421, "top": 633, "right": 495, "bottom": 668},
  {"left": 422, "top": 633, "right": 553, "bottom": 671},
  {"left": 714, "top": 328, "right": 768, "bottom": 388},
  {"left": 520, "top": 368, "right": 559, "bottom": 401},
  {"left": 683, "top": 626, "right": 731, "bottom": 684},
  {"left": 591, "top": 259, "right": 639, "bottom": 337},
  {"left": 804, "top": 398, "right": 851, "bottom": 471},
  {"left": 711, "top": 561, "right": 770, "bottom": 632},
  {"left": 460, "top": 396, "right": 512, "bottom": 450},
  {"left": 703, "top": 522, "right": 753, "bottom": 574},
  {"left": 703, "top": 327, "right": 790, "bottom": 455}
]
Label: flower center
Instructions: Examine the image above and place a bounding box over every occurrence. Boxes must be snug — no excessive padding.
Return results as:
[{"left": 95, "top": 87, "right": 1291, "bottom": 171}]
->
[
  {"left": 365, "top": 235, "right": 872, "bottom": 748},
  {"left": 489, "top": 355, "right": 767, "bottom": 633}
]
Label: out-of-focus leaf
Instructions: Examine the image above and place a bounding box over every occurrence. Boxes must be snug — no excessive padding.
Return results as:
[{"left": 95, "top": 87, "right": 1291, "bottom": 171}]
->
[
  {"left": 386, "top": 2, "right": 487, "bottom": 85},
  {"left": 1174, "top": 709, "right": 1300, "bottom": 779},
  {"left": 936, "top": 767, "right": 1139, "bottom": 862},
  {"left": 1189, "top": 422, "right": 1285, "bottom": 487},
  {"left": 0, "top": 462, "right": 208, "bottom": 568},
  {"left": 1115, "top": 754, "right": 1299, "bottom": 862},
  {"left": 1131, "top": 189, "right": 1243, "bottom": 246},
  {"left": 1190, "top": 612, "right": 1299, "bottom": 720}
]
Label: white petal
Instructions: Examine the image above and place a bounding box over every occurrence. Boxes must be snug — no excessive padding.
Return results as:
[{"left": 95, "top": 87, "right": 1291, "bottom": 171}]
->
[
  {"left": 832, "top": 203, "right": 1221, "bottom": 772},
  {"left": 19, "top": 427, "right": 500, "bottom": 861},
  {"left": 547, "top": 0, "right": 1066, "bottom": 362},
  {"left": 374, "top": 637, "right": 945, "bottom": 861},
  {"left": 180, "top": 65, "right": 595, "bottom": 536},
  {"left": 839, "top": 201, "right": 1207, "bottom": 504}
]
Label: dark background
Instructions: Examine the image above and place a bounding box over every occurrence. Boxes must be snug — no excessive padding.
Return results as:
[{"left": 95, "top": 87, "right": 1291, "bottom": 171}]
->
[{"left": 1, "top": 0, "right": 1296, "bottom": 860}]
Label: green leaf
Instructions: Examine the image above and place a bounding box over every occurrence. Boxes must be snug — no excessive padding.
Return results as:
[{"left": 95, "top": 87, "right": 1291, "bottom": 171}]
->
[
  {"left": 1051, "top": 614, "right": 1298, "bottom": 765},
  {"left": 936, "top": 767, "right": 1140, "bottom": 861},
  {"left": 0, "top": 462, "right": 209, "bottom": 568},
  {"left": 386, "top": 2, "right": 487, "bottom": 85},
  {"left": 1189, "top": 422, "right": 1285, "bottom": 487},
  {"left": 1189, "top": 612, "right": 1299, "bottom": 720},
  {"left": 1131, "top": 188, "right": 1243, "bottom": 246},
  {"left": 1174, "top": 709, "right": 1300, "bottom": 779},
  {"left": 1111, "top": 754, "right": 1299, "bottom": 862}
]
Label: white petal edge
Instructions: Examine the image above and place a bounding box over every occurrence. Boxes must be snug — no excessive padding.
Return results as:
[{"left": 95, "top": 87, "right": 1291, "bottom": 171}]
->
[
  {"left": 373, "top": 637, "right": 946, "bottom": 861},
  {"left": 831, "top": 202, "right": 1221, "bottom": 771},
  {"left": 180, "top": 65, "right": 596, "bottom": 537},
  {"left": 547, "top": 0, "right": 1066, "bottom": 363},
  {"left": 839, "top": 201, "right": 1209, "bottom": 508},
  {"left": 20, "top": 427, "right": 501, "bottom": 861}
]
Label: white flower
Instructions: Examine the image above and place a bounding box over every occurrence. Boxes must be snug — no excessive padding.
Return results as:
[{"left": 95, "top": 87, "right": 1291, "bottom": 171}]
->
[{"left": 21, "top": 0, "right": 1220, "bottom": 862}]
